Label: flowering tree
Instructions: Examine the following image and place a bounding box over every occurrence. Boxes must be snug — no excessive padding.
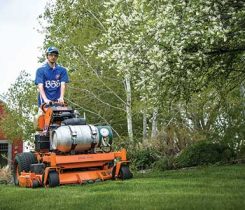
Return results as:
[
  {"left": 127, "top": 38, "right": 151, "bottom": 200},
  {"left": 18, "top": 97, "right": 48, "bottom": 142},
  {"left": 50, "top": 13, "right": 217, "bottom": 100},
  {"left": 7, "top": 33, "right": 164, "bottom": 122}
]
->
[
  {"left": 40, "top": 0, "right": 245, "bottom": 148},
  {"left": 86, "top": 0, "right": 245, "bottom": 142}
]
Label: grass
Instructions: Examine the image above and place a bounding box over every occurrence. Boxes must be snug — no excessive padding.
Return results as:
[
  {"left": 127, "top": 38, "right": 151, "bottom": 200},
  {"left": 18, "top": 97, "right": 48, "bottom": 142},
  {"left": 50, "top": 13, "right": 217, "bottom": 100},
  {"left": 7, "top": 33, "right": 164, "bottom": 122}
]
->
[{"left": 0, "top": 164, "right": 244, "bottom": 210}]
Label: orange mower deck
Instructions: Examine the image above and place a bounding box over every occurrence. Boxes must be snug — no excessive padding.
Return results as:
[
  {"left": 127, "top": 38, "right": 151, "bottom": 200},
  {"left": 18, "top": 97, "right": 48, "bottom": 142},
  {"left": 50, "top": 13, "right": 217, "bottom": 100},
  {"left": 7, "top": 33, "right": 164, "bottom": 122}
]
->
[{"left": 16, "top": 149, "right": 131, "bottom": 188}]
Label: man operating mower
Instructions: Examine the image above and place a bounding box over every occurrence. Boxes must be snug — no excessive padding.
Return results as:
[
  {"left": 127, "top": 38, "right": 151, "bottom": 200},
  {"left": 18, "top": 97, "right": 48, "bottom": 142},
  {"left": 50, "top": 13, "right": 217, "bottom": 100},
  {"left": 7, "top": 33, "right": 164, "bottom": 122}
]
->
[{"left": 35, "top": 46, "right": 69, "bottom": 106}]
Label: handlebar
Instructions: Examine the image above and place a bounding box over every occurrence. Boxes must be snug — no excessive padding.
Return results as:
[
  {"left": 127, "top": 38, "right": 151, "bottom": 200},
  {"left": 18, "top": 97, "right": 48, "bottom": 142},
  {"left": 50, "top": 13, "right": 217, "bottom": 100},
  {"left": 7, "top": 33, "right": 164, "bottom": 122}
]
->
[{"left": 40, "top": 101, "right": 67, "bottom": 113}]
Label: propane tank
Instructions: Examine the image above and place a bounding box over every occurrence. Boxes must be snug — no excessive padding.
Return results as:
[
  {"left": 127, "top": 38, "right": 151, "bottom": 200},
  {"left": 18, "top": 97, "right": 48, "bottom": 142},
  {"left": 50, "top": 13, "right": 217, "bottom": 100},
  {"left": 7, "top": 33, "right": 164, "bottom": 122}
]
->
[{"left": 50, "top": 125, "right": 113, "bottom": 153}]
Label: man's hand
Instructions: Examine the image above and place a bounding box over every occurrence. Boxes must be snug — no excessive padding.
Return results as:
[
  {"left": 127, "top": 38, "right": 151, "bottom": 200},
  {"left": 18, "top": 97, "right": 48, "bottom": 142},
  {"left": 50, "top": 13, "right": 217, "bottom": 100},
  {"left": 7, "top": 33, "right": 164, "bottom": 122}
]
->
[
  {"left": 58, "top": 97, "right": 64, "bottom": 104},
  {"left": 38, "top": 84, "right": 51, "bottom": 105},
  {"left": 44, "top": 99, "right": 51, "bottom": 104}
]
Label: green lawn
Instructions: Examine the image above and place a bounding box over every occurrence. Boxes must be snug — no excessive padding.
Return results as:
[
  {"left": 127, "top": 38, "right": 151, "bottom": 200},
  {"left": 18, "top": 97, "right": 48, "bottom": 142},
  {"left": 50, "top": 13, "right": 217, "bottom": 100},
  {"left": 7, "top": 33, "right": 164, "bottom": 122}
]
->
[{"left": 0, "top": 164, "right": 244, "bottom": 210}]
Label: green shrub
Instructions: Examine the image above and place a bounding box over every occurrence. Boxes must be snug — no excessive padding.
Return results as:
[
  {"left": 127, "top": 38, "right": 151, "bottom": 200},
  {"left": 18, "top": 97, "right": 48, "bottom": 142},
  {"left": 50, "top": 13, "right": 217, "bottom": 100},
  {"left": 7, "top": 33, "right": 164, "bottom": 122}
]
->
[
  {"left": 129, "top": 147, "right": 160, "bottom": 170},
  {"left": 175, "top": 141, "right": 235, "bottom": 168},
  {"left": 153, "top": 156, "right": 175, "bottom": 171},
  {"left": 237, "top": 144, "right": 245, "bottom": 160}
]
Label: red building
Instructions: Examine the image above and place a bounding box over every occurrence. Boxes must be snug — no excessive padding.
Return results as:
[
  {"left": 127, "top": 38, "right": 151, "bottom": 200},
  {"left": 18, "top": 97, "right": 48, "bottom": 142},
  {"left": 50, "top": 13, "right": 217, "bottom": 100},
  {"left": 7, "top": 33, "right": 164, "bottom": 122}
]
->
[{"left": 0, "top": 100, "right": 23, "bottom": 167}]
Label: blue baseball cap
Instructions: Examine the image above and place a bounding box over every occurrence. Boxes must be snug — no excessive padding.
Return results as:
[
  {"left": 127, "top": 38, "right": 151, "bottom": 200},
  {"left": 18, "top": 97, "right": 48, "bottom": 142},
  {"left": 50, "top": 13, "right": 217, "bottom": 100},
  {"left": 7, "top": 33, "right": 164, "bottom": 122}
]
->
[{"left": 46, "top": 46, "right": 59, "bottom": 54}]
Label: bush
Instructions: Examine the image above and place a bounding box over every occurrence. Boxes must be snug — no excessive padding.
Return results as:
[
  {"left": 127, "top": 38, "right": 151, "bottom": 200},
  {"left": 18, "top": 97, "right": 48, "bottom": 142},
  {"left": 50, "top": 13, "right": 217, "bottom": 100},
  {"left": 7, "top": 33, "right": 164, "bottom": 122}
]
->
[
  {"left": 129, "top": 147, "right": 160, "bottom": 170},
  {"left": 153, "top": 156, "right": 175, "bottom": 171},
  {"left": 175, "top": 141, "right": 235, "bottom": 168},
  {"left": 237, "top": 144, "right": 245, "bottom": 161},
  {"left": 0, "top": 165, "right": 12, "bottom": 184}
]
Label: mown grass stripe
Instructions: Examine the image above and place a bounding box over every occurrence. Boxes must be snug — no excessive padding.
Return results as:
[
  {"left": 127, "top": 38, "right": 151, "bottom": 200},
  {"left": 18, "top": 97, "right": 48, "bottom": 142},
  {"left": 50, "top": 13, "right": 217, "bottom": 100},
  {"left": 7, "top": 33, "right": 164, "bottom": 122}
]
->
[{"left": 0, "top": 164, "right": 244, "bottom": 210}]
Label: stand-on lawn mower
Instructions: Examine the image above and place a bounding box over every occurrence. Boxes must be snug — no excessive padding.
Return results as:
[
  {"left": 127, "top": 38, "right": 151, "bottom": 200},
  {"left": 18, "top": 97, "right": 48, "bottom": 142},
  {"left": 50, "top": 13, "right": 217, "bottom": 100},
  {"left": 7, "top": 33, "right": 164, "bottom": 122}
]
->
[{"left": 13, "top": 102, "right": 133, "bottom": 188}]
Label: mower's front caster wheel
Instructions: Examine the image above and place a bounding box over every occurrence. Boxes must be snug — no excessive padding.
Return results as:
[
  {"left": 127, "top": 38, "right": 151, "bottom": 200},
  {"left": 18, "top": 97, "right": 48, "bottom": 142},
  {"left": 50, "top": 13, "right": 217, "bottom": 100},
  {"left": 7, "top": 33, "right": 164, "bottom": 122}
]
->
[
  {"left": 119, "top": 165, "right": 133, "bottom": 180},
  {"left": 32, "top": 180, "right": 40, "bottom": 188},
  {"left": 48, "top": 171, "right": 60, "bottom": 187},
  {"left": 112, "top": 166, "right": 116, "bottom": 180}
]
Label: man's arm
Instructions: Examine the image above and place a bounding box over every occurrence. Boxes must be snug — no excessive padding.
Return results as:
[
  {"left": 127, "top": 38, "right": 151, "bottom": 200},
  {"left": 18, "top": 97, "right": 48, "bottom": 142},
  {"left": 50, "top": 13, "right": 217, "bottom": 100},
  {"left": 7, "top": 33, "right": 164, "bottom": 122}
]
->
[
  {"left": 38, "top": 84, "right": 50, "bottom": 104},
  {"left": 58, "top": 82, "right": 66, "bottom": 103},
  {"left": 58, "top": 67, "right": 69, "bottom": 104}
]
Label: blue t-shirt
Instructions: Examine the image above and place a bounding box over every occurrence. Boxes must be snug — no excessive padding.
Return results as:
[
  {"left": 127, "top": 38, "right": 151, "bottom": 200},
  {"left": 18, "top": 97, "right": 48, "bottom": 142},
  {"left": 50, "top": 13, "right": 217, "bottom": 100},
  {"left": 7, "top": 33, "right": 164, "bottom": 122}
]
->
[{"left": 35, "top": 62, "right": 69, "bottom": 106}]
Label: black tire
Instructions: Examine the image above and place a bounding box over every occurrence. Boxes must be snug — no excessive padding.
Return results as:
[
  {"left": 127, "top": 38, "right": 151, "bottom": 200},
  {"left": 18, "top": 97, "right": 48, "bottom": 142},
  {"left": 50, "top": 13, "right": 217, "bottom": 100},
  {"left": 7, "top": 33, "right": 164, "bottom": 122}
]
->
[
  {"left": 119, "top": 165, "right": 133, "bottom": 180},
  {"left": 112, "top": 166, "right": 116, "bottom": 180},
  {"left": 13, "top": 152, "right": 37, "bottom": 185},
  {"left": 48, "top": 171, "right": 60, "bottom": 187},
  {"left": 32, "top": 180, "right": 40, "bottom": 188}
]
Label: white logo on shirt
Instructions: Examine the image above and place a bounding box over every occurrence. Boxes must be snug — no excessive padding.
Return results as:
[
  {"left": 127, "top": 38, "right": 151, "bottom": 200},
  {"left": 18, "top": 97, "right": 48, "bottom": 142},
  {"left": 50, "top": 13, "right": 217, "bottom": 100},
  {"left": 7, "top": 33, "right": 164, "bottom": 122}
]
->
[{"left": 45, "top": 80, "right": 60, "bottom": 88}]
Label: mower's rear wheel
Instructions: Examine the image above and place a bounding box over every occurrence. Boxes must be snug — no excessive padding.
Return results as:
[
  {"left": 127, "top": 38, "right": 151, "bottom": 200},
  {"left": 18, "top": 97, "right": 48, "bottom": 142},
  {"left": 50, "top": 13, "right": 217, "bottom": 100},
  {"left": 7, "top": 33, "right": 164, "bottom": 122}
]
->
[
  {"left": 14, "top": 165, "right": 20, "bottom": 185},
  {"left": 48, "top": 171, "right": 60, "bottom": 187},
  {"left": 119, "top": 165, "right": 133, "bottom": 180},
  {"left": 13, "top": 152, "right": 37, "bottom": 185}
]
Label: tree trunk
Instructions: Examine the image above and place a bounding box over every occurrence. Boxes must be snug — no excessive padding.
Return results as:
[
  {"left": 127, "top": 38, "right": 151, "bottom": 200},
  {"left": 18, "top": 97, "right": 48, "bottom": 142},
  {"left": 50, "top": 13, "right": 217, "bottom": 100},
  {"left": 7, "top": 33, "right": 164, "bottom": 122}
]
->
[
  {"left": 151, "top": 107, "right": 158, "bottom": 139},
  {"left": 124, "top": 74, "right": 133, "bottom": 142},
  {"left": 240, "top": 82, "right": 245, "bottom": 117},
  {"left": 143, "top": 109, "right": 147, "bottom": 141}
]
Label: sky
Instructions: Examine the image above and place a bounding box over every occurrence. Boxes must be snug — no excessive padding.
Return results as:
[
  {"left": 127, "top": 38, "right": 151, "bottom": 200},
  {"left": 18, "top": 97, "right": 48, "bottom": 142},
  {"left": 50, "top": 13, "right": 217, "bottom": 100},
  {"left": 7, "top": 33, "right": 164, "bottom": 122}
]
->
[{"left": 0, "top": 0, "right": 48, "bottom": 95}]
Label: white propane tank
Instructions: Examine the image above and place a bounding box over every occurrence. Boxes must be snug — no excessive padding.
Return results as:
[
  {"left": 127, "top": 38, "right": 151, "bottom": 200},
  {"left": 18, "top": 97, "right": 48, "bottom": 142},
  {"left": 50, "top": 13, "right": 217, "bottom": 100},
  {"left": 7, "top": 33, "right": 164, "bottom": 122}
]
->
[{"left": 50, "top": 125, "right": 99, "bottom": 152}]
